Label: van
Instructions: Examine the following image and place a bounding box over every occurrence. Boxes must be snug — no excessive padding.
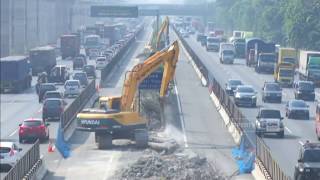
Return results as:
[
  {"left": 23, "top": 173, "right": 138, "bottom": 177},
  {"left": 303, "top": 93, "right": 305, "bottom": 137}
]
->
[{"left": 219, "top": 43, "right": 235, "bottom": 64}]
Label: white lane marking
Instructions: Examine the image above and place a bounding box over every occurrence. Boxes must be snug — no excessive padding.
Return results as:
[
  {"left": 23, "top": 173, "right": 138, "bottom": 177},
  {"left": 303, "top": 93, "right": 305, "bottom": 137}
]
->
[
  {"left": 9, "top": 129, "right": 18, "bottom": 137},
  {"left": 285, "top": 126, "right": 292, "bottom": 134},
  {"left": 299, "top": 141, "right": 304, "bottom": 145},
  {"left": 174, "top": 80, "right": 188, "bottom": 148}
]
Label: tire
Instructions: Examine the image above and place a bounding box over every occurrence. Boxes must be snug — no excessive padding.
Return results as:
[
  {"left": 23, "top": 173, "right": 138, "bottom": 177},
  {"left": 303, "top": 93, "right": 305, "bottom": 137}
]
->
[
  {"left": 278, "top": 131, "right": 284, "bottom": 138},
  {"left": 134, "top": 129, "right": 148, "bottom": 148},
  {"left": 19, "top": 137, "right": 23, "bottom": 143},
  {"left": 97, "top": 133, "right": 112, "bottom": 149}
]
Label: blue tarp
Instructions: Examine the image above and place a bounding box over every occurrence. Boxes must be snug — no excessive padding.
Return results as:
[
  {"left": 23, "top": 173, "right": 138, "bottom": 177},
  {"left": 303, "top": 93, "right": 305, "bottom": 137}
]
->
[{"left": 232, "top": 136, "right": 255, "bottom": 174}]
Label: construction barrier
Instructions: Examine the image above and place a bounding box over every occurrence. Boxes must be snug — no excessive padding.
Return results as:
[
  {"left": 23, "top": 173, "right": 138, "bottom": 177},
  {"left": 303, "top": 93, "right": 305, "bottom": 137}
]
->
[
  {"left": 173, "top": 25, "right": 291, "bottom": 180},
  {"left": 3, "top": 140, "right": 40, "bottom": 180}
]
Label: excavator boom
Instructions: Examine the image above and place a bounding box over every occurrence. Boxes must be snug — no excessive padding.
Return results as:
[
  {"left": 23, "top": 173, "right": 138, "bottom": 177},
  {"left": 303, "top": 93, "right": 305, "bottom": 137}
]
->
[{"left": 121, "top": 40, "right": 179, "bottom": 111}]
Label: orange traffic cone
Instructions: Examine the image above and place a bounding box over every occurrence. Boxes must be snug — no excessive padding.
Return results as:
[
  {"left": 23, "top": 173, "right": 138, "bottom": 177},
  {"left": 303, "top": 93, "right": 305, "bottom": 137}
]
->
[{"left": 48, "top": 140, "right": 55, "bottom": 152}]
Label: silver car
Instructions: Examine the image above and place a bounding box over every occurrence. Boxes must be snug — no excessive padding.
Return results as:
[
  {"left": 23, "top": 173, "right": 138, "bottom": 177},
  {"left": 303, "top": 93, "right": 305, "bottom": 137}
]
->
[
  {"left": 234, "top": 85, "right": 257, "bottom": 107},
  {"left": 64, "top": 80, "right": 81, "bottom": 97},
  {"left": 0, "top": 141, "right": 22, "bottom": 172},
  {"left": 285, "top": 100, "right": 309, "bottom": 119}
]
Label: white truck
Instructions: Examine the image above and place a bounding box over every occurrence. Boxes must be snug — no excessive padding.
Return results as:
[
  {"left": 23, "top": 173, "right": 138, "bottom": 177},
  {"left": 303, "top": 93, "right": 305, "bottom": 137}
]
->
[
  {"left": 298, "top": 50, "right": 320, "bottom": 85},
  {"left": 219, "top": 43, "right": 235, "bottom": 64},
  {"left": 206, "top": 37, "right": 220, "bottom": 52}
]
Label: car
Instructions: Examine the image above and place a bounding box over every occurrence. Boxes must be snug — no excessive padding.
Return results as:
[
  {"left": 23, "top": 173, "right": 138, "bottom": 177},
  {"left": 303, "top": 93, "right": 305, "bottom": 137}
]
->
[
  {"left": 285, "top": 100, "right": 309, "bottom": 119},
  {"left": 255, "top": 108, "right": 284, "bottom": 138},
  {"left": 294, "top": 81, "right": 315, "bottom": 101},
  {"left": 225, "top": 79, "right": 243, "bottom": 95},
  {"left": 73, "top": 56, "right": 86, "bottom": 70},
  {"left": 262, "top": 82, "right": 282, "bottom": 103},
  {"left": 73, "top": 72, "right": 88, "bottom": 87},
  {"left": 43, "top": 90, "right": 63, "bottom": 100},
  {"left": 38, "top": 83, "right": 57, "bottom": 102},
  {"left": 19, "top": 118, "right": 50, "bottom": 143},
  {"left": 180, "top": 29, "right": 189, "bottom": 38},
  {"left": 294, "top": 142, "right": 320, "bottom": 180},
  {"left": 196, "top": 33, "right": 204, "bottom": 41},
  {"left": 48, "top": 65, "right": 70, "bottom": 84},
  {"left": 83, "top": 65, "right": 96, "bottom": 78},
  {"left": 64, "top": 80, "right": 81, "bottom": 97},
  {"left": 234, "top": 85, "right": 257, "bottom": 107},
  {"left": 0, "top": 141, "right": 22, "bottom": 172},
  {"left": 42, "top": 98, "right": 65, "bottom": 121},
  {"left": 89, "top": 49, "right": 100, "bottom": 59},
  {"left": 96, "top": 56, "right": 108, "bottom": 70}
]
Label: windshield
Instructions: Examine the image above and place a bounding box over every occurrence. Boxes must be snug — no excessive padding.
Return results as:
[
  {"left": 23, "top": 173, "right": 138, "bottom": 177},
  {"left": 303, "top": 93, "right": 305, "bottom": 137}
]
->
[
  {"left": 84, "top": 66, "right": 94, "bottom": 71},
  {"left": 74, "top": 73, "right": 86, "bottom": 79},
  {"left": 45, "top": 100, "right": 61, "bottom": 107},
  {"left": 279, "top": 69, "right": 294, "bottom": 77},
  {"left": 283, "top": 57, "right": 295, "bottom": 64},
  {"left": 260, "top": 55, "right": 276, "bottom": 62},
  {"left": 291, "top": 101, "right": 307, "bottom": 107},
  {"left": 229, "top": 80, "right": 242, "bottom": 86},
  {"left": 45, "top": 93, "right": 61, "bottom": 98},
  {"left": 66, "top": 81, "right": 79, "bottom": 86},
  {"left": 207, "top": 38, "right": 219, "bottom": 43},
  {"left": 0, "top": 147, "right": 11, "bottom": 154},
  {"left": 238, "top": 87, "right": 254, "bottom": 93},
  {"left": 24, "top": 121, "right": 42, "bottom": 127},
  {"left": 266, "top": 84, "right": 281, "bottom": 91},
  {"left": 223, "top": 50, "right": 234, "bottom": 55},
  {"left": 41, "top": 84, "right": 55, "bottom": 90},
  {"left": 260, "top": 110, "right": 281, "bottom": 119},
  {"left": 299, "top": 82, "right": 314, "bottom": 90},
  {"left": 303, "top": 150, "right": 320, "bottom": 162}
]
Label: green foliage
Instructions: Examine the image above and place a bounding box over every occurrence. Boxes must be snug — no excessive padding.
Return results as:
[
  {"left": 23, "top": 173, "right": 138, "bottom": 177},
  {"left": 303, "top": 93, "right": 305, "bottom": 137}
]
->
[{"left": 212, "top": 0, "right": 320, "bottom": 50}]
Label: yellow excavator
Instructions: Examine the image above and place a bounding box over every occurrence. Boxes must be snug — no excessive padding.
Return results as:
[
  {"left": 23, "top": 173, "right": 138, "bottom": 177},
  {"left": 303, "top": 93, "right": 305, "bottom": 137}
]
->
[{"left": 76, "top": 41, "right": 179, "bottom": 149}]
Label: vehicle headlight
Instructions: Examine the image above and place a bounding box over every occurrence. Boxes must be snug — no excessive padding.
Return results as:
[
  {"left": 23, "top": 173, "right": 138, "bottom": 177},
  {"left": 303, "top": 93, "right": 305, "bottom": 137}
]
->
[
  {"left": 297, "top": 91, "right": 302, "bottom": 94},
  {"left": 235, "top": 94, "right": 241, "bottom": 98},
  {"left": 299, "top": 167, "right": 304, "bottom": 172},
  {"left": 252, "top": 95, "right": 257, "bottom": 99}
]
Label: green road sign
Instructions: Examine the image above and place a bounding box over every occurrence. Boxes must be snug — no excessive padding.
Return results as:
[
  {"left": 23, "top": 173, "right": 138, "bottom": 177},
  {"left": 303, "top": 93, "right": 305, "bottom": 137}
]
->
[{"left": 91, "top": 6, "right": 138, "bottom": 18}]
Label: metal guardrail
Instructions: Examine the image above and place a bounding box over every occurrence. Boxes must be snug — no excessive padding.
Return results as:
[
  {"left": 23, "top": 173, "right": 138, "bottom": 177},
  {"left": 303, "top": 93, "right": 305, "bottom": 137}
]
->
[
  {"left": 173, "top": 25, "right": 291, "bottom": 180},
  {"left": 61, "top": 79, "right": 96, "bottom": 131},
  {"left": 3, "top": 140, "right": 40, "bottom": 180}
]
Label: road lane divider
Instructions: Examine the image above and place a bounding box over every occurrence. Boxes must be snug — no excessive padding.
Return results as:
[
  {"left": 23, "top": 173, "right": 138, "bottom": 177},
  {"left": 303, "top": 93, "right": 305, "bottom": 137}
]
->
[{"left": 172, "top": 25, "right": 291, "bottom": 180}]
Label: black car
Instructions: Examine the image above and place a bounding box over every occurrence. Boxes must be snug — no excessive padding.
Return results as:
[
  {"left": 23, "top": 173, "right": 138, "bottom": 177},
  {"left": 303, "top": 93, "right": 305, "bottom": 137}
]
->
[
  {"left": 294, "top": 142, "right": 320, "bottom": 180},
  {"left": 38, "top": 83, "right": 56, "bottom": 102},
  {"left": 73, "top": 72, "right": 88, "bottom": 87},
  {"left": 225, "top": 79, "right": 242, "bottom": 95},
  {"left": 42, "top": 98, "right": 64, "bottom": 121},
  {"left": 285, "top": 100, "right": 309, "bottom": 119},
  {"left": 73, "top": 56, "right": 86, "bottom": 70},
  {"left": 83, "top": 65, "right": 96, "bottom": 78},
  {"left": 262, "top": 82, "right": 282, "bottom": 103},
  {"left": 294, "top": 81, "right": 315, "bottom": 101},
  {"left": 48, "top": 65, "right": 70, "bottom": 83}
]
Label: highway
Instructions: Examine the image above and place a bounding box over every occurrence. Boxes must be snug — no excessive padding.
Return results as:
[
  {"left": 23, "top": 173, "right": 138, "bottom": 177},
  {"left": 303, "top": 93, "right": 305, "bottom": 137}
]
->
[
  {"left": 175, "top": 32, "right": 320, "bottom": 177},
  {"left": 44, "top": 19, "right": 153, "bottom": 179}
]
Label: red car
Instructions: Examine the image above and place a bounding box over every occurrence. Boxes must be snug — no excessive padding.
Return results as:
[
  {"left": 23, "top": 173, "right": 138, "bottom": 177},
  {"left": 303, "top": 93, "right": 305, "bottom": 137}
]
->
[{"left": 19, "top": 118, "right": 50, "bottom": 143}]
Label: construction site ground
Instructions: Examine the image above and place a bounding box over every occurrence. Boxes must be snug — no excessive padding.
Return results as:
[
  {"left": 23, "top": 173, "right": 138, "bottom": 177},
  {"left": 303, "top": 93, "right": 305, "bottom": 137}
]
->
[{"left": 43, "top": 21, "right": 254, "bottom": 179}]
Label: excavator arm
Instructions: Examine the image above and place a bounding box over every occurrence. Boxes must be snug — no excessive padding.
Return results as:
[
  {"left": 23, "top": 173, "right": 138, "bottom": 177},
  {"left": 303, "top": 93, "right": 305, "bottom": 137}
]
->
[
  {"left": 156, "top": 17, "right": 169, "bottom": 50},
  {"left": 121, "top": 40, "right": 179, "bottom": 111}
]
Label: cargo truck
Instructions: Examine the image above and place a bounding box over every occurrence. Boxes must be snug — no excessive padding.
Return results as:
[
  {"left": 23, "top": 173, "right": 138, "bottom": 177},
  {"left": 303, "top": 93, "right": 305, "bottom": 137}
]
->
[
  {"left": 219, "top": 43, "right": 235, "bottom": 64},
  {"left": 254, "top": 43, "right": 276, "bottom": 73},
  {"left": 29, "top": 46, "right": 56, "bottom": 75},
  {"left": 0, "top": 56, "right": 32, "bottom": 93},
  {"left": 206, "top": 37, "right": 220, "bottom": 52},
  {"left": 274, "top": 48, "right": 297, "bottom": 86},
  {"left": 245, "top": 38, "right": 264, "bottom": 66},
  {"left": 298, "top": 51, "right": 320, "bottom": 85},
  {"left": 84, "top": 35, "right": 102, "bottom": 56},
  {"left": 232, "top": 39, "right": 246, "bottom": 58},
  {"left": 60, "top": 34, "right": 80, "bottom": 59}
]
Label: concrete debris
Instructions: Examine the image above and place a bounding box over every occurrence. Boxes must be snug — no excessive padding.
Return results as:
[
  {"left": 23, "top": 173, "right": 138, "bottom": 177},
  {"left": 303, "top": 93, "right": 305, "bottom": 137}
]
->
[{"left": 116, "top": 149, "right": 227, "bottom": 180}]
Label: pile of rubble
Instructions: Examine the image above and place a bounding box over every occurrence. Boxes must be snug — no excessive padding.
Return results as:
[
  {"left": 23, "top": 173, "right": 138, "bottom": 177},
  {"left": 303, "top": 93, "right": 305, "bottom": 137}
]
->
[
  {"left": 114, "top": 133, "right": 227, "bottom": 180},
  {"left": 116, "top": 149, "right": 226, "bottom": 180}
]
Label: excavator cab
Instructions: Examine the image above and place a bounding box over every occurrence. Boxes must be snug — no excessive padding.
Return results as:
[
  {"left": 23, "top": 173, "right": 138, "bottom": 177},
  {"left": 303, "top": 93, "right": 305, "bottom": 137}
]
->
[{"left": 99, "top": 96, "right": 121, "bottom": 110}]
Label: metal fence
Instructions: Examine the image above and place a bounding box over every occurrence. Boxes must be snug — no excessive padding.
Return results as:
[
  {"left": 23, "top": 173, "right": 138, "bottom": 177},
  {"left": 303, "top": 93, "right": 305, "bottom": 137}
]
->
[
  {"left": 173, "top": 25, "right": 291, "bottom": 180},
  {"left": 61, "top": 79, "right": 96, "bottom": 130},
  {"left": 4, "top": 140, "right": 40, "bottom": 180}
]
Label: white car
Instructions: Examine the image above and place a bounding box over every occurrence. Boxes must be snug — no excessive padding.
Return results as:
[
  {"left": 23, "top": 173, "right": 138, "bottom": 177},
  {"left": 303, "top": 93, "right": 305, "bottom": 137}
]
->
[
  {"left": 0, "top": 141, "right": 22, "bottom": 172},
  {"left": 64, "top": 80, "right": 81, "bottom": 97},
  {"left": 96, "top": 56, "right": 108, "bottom": 70}
]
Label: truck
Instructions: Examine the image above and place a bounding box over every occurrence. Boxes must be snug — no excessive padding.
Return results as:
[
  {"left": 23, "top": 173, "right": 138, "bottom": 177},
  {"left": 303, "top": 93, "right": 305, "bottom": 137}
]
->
[
  {"left": 254, "top": 43, "right": 276, "bottom": 73},
  {"left": 219, "top": 43, "right": 235, "bottom": 64},
  {"left": 232, "top": 39, "right": 246, "bottom": 58},
  {"left": 104, "top": 25, "right": 121, "bottom": 45},
  {"left": 84, "top": 35, "right": 102, "bottom": 56},
  {"left": 274, "top": 48, "right": 297, "bottom": 86},
  {"left": 60, "top": 34, "right": 80, "bottom": 59},
  {"left": 207, "top": 22, "right": 215, "bottom": 33},
  {"left": 0, "top": 56, "right": 32, "bottom": 93},
  {"left": 298, "top": 50, "right": 320, "bottom": 85},
  {"left": 206, "top": 37, "right": 220, "bottom": 52},
  {"left": 29, "top": 46, "right": 56, "bottom": 75},
  {"left": 245, "top": 38, "right": 264, "bottom": 66}
]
